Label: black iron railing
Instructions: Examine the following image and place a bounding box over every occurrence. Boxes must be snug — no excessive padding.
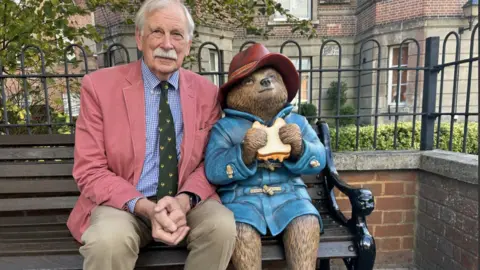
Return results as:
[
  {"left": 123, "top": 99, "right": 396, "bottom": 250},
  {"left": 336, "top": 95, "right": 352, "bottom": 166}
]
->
[{"left": 0, "top": 25, "right": 478, "bottom": 154}]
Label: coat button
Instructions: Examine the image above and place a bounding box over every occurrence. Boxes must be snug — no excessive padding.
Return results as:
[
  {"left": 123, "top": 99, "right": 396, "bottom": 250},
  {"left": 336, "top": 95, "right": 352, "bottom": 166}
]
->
[
  {"left": 226, "top": 164, "right": 234, "bottom": 178},
  {"left": 310, "top": 160, "right": 320, "bottom": 168}
]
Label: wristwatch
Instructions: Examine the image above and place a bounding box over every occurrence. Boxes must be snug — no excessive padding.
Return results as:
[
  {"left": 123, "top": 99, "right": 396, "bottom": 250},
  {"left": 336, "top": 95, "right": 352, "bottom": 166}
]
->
[
  {"left": 180, "top": 192, "right": 200, "bottom": 209},
  {"left": 189, "top": 193, "right": 200, "bottom": 209}
]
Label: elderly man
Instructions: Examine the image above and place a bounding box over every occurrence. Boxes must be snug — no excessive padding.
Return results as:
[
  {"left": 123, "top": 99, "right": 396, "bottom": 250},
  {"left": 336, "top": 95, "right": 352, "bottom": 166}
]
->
[{"left": 66, "top": 0, "right": 236, "bottom": 269}]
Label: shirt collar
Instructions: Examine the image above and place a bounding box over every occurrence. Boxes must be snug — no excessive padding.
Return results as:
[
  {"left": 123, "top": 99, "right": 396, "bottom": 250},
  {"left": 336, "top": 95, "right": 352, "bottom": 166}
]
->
[{"left": 141, "top": 59, "right": 179, "bottom": 91}]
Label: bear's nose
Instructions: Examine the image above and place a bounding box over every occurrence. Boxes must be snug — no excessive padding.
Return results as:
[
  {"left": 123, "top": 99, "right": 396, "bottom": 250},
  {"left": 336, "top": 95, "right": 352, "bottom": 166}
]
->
[{"left": 260, "top": 78, "right": 271, "bottom": 87}]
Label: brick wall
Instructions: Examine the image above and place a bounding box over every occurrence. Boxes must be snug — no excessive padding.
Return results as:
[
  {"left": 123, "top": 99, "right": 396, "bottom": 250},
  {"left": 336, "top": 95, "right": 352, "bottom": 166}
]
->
[
  {"left": 334, "top": 170, "right": 417, "bottom": 267},
  {"left": 356, "top": 0, "right": 465, "bottom": 35},
  {"left": 229, "top": 0, "right": 358, "bottom": 39},
  {"left": 356, "top": 0, "right": 375, "bottom": 34},
  {"left": 415, "top": 171, "right": 479, "bottom": 270}
]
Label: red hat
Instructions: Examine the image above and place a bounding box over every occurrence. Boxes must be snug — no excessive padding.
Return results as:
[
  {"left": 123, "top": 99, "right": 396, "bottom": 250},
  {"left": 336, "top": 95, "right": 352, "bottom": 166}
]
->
[{"left": 218, "top": 43, "right": 299, "bottom": 109}]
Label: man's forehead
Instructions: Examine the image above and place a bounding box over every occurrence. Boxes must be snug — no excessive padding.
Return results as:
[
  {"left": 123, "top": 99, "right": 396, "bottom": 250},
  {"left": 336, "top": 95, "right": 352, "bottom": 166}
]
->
[{"left": 145, "top": 10, "right": 187, "bottom": 30}]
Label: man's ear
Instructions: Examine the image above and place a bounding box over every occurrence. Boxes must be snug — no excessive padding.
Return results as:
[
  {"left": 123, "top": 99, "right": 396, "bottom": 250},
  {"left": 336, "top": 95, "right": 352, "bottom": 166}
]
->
[
  {"left": 135, "top": 28, "right": 143, "bottom": 52},
  {"left": 185, "top": 39, "right": 193, "bottom": 56}
]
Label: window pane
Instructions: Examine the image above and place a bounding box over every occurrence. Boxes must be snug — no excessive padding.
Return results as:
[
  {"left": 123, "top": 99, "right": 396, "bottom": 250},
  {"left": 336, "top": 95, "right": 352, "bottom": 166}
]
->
[
  {"left": 401, "top": 70, "right": 407, "bottom": 84},
  {"left": 391, "top": 46, "right": 408, "bottom": 66},
  {"left": 401, "top": 46, "right": 408, "bottom": 65},
  {"left": 392, "top": 48, "right": 399, "bottom": 66},
  {"left": 209, "top": 51, "right": 216, "bottom": 71},
  {"left": 390, "top": 85, "right": 407, "bottom": 103},
  {"left": 274, "top": 0, "right": 311, "bottom": 20},
  {"left": 400, "top": 85, "right": 407, "bottom": 102},
  {"left": 290, "top": 57, "right": 311, "bottom": 101},
  {"left": 291, "top": 0, "right": 311, "bottom": 19},
  {"left": 274, "top": 0, "right": 290, "bottom": 19},
  {"left": 392, "top": 70, "right": 398, "bottom": 84}
]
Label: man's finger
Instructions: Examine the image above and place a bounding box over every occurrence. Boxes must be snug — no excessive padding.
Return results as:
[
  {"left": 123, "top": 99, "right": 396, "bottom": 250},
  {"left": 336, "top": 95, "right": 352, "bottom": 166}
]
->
[
  {"left": 154, "top": 209, "right": 177, "bottom": 233},
  {"left": 152, "top": 227, "right": 177, "bottom": 245},
  {"left": 153, "top": 226, "right": 190, "bottom": 246},
  {"left": 168, "top": 209, "right": 187, "bottom": 227},
  {"left": 154, "top": 196, "right": 178, "bottom": 213},
  {"left": 173, "top": 226, "right": 190, "bottom": 245}
]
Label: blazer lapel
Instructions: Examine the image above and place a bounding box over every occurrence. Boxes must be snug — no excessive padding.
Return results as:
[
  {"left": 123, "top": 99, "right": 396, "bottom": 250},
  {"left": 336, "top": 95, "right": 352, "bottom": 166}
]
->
[
  {"left": 178, "top": 69, "right": 196, "bottom": 184},
  {"left": 122, "top": 61, "right": 146, "bottom": 186}
]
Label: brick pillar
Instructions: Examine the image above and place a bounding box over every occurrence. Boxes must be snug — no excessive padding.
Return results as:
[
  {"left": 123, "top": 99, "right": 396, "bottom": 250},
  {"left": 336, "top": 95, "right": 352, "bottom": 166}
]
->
[{"left": 334, "top": 171, "right": 417, "bottom": 267}]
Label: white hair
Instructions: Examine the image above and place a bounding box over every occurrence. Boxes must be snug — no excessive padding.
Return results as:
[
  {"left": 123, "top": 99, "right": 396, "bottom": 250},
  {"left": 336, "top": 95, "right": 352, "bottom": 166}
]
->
[{"left": 135, "top": 0, "right": 195, "bottom": 41}]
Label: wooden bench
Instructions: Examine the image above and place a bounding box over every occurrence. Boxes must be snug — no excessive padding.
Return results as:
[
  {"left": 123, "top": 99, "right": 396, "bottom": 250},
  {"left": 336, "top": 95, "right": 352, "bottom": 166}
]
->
[{"left": 0, "top": 121, "right": 376, "bottom": 270}]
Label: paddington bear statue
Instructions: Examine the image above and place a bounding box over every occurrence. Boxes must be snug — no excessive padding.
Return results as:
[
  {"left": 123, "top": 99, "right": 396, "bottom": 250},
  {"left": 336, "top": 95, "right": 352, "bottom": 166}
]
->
[{"left": 204, "top": 43, "right": 327, "bottom": 270}]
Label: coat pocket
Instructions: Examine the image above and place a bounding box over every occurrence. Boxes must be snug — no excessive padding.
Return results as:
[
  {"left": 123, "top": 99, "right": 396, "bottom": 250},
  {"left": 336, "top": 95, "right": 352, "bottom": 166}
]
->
[
  {"left": 292, "top": 181, "right": 311, "bottom": 201},
  {"left": 217, "top": 183, "right": 237, "bottom": 204}
]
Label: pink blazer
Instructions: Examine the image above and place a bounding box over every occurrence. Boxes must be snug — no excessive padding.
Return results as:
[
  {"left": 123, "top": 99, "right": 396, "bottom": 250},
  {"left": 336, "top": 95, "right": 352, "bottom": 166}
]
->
[{"left": 67, "top": 60, "right": 222, "bottom": 243}]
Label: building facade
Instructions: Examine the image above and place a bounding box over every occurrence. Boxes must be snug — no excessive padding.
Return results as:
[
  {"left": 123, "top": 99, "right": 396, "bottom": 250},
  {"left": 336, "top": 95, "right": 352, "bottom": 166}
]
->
[{"left": 92, "top": 0, "right": 478, "bottom": 124}]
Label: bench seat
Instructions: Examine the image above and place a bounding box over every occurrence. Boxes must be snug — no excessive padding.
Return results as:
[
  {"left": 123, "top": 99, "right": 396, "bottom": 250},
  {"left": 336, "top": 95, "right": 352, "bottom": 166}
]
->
[{"left": 0, "top": 122, "right": 376, "bottom": 270}]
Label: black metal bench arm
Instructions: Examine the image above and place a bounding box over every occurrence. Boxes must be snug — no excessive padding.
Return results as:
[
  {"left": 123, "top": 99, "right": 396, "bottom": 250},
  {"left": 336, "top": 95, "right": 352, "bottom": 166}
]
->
[{"left": 316, "top": 121, "right": 376, "bottom": 270}]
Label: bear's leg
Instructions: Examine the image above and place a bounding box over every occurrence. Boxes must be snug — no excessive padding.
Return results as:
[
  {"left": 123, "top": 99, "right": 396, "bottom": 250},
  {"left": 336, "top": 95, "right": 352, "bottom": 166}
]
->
[
  {"left": 231, "top": 222, "right": 262, "bottom": 270},
  {"left": 282, "top": 215, "right": 320, "bottom": 270}
]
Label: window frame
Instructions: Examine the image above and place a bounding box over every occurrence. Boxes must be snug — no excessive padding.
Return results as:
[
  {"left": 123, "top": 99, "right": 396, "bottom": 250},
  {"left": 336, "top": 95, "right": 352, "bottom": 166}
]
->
[
  {"left": 269, "top": 0, "right": 318, "bottom": 25},
  {"left": 208, "top": 48, "right": 220, "bottom": 86},
  {"left": 289, "top": 56, "right": 312, "bottom": 107},
  {"left": 387, "top": 45, "right": 409, "bottom": 106}
]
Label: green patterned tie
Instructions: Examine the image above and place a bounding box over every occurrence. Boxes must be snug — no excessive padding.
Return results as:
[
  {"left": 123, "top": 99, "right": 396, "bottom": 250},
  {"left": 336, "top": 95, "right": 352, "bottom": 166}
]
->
[{"left": 156, "top": 81, "right": 179, "bottom": 199}]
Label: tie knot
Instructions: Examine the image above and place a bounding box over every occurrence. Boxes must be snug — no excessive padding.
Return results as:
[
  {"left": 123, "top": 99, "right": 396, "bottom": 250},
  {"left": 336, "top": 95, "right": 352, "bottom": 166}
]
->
[{"left": 160, "top": 81, "right": 169, "bottom": 91}]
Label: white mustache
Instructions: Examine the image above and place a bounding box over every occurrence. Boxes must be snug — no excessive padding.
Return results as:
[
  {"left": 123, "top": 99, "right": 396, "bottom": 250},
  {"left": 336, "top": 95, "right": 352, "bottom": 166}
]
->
[{"left": 153, "top": 48, "right": 178, "bottom": 60}]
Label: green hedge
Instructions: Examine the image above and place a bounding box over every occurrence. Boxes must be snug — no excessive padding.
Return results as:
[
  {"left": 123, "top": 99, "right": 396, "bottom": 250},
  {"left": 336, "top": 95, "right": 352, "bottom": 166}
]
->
[{"left": 328, "top": 121, "right": 478, "bottom": 155}]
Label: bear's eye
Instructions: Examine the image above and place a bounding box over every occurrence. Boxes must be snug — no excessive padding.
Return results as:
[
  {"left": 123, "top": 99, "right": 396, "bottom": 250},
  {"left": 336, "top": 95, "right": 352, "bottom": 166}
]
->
[{"left": 243, "top": 77, "right": 254, "bottom": 85}]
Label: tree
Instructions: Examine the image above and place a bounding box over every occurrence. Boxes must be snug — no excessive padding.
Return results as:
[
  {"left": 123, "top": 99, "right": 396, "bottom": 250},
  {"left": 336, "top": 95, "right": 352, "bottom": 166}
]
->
[
  {"left": 0, "top": 0, "right": 317, "bottom": 73},
  {"left": 0, "top": 0, "right": 316, "bottom": 134}
]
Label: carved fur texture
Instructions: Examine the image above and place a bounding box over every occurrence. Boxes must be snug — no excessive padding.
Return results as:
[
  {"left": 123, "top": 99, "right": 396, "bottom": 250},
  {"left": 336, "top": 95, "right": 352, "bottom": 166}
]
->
[
  {"left": 241, "top": 128, "right": 268, "bottom": 165},
  {"left": 231, "top": 223, "right": 262, "bottom": 270},
  {"left": 279, "top": 123, "right": 303, "bottom": 159},
  {"left": 283, "top": 215, "right": 320, "bottom": 270},
  {"left": 226, "top": 68, "right": 288, "bottom": 123}
]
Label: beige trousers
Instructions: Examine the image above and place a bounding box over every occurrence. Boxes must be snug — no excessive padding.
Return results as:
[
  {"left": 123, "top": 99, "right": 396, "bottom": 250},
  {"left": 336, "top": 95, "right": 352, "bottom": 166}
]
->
[{"left": 79, "top": 199, "right": 237, "bottom": 270}]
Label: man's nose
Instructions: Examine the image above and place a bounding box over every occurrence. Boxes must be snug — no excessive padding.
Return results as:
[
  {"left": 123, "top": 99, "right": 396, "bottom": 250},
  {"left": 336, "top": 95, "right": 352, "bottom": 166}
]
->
[
  {"left": 160, "top": 35, "right": 174, "bottom": 49},
  {"left": 260, "top": 77, "right": 271, "bottom": 87}
]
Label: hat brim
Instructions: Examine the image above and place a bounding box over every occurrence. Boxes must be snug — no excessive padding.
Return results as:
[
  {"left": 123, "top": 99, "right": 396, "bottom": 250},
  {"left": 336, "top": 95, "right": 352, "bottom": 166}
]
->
[{"left": 219, "top": 53, "right": 299, "bottom": 109}]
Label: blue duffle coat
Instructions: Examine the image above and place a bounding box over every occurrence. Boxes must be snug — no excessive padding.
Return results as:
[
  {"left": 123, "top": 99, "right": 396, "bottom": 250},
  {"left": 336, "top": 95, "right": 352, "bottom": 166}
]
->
[{"left": 204, "top": 105, "right": 327, "bottom": 236}]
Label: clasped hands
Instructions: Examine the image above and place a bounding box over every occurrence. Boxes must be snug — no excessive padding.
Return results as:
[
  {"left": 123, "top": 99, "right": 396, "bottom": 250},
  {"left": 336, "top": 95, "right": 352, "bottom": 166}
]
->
[{"left": 142, "top": 194, "right": 191, "bottom": 246}]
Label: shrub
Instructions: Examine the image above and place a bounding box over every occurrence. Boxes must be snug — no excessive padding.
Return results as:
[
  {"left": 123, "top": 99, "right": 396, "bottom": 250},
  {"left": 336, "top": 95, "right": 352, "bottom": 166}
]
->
[
  {"left": 298, "top": 102, "right": 317, "bottom": 124},
  {"left": 0, "top": 100, "right": 73, "bottom": 135},
  {"left": 328, "top": 121, "right": 478, "bottom": 155}
]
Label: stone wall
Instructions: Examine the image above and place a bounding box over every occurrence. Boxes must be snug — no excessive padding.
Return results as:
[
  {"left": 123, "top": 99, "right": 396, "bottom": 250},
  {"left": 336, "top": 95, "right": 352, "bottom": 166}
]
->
[
  {"left": 415, "top": 152, "right": 479, "bottom": 270},
  {"left": 331, "top": 150, "right": 479, "bottom": 269}
]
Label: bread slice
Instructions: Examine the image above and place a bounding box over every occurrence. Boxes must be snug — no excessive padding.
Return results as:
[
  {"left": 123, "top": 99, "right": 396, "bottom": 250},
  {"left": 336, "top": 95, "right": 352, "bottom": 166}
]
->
[{"left": 252, "top": 118, "right": 291, "bottom": 162}]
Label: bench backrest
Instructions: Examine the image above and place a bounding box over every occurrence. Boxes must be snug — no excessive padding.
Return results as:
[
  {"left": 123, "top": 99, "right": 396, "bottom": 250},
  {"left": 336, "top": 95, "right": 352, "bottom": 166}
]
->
[
  {"left": 0, "top": 134, "right": 328, "bottom": 215},
  {"left": 0, "top": 135, "right": 78, "bottom": 213}
]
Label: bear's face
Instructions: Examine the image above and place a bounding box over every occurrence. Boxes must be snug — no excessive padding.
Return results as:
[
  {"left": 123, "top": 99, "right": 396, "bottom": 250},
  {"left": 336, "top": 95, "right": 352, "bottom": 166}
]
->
[{"left": 226, "top": 67, "right": 288, "bottom": 122}]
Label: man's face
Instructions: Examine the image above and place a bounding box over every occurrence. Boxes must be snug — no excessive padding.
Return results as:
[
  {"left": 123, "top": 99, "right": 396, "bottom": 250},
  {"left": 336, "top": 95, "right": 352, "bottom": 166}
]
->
[{"left": 136, "top": 3, "right": 192, "bottom": 80}]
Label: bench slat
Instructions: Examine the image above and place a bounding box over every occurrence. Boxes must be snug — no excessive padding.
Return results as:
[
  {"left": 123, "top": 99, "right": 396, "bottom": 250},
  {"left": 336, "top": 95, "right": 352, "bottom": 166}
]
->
[
  {"left": 0, "top": 196, "right": 77, "bottom": 212},
  {"left": 0, "top": 147, "right": 74, "bottom": 160},
  {"left": 301, "top": 174, "right": 321, "bottom": 184},
  {"left": 0, "top": 163, "right": 73, "bottom": 177},
  {"left": 0, "top": 179, "right": 78, "bottom": 194},
  {"left": 0, "top": 241, "right": 356, "bottom": 270},
  {"left": 0, "top": 214, "right": 69, "bottom": 227},
  {"left": 0, "top": 135, "right": 75, "bottom": 146}
]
